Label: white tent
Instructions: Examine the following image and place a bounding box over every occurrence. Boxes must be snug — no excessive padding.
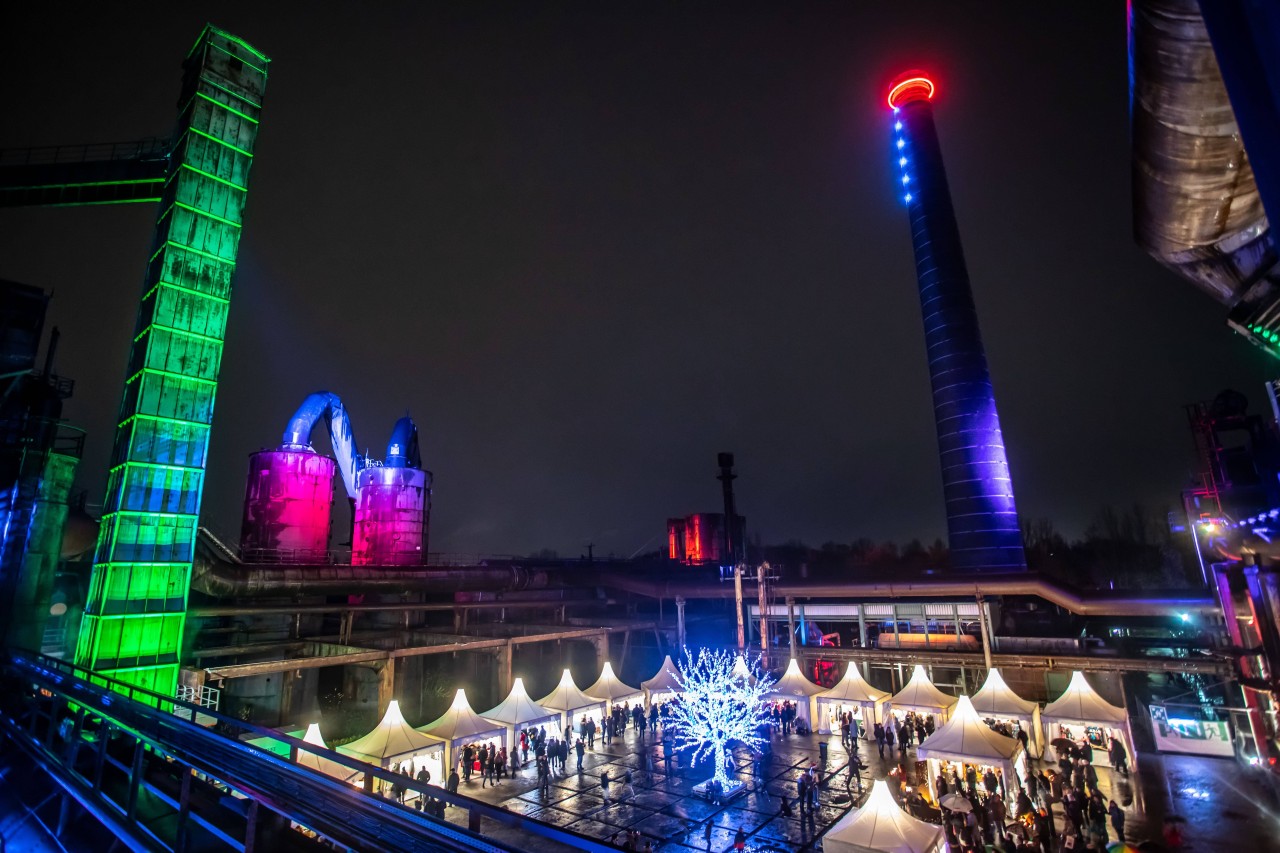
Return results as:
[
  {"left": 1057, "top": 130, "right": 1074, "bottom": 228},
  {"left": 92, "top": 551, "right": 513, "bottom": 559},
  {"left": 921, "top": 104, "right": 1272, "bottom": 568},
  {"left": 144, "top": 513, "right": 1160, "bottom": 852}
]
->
[
  {"left": 817, "top": 664, "right": 890, "bottom": 736},
  {"left": 338, "top": 700, "right": 445, "bottom": 788},
  {"left": 537, "top": 669, "right": 607, "bottom": 737},
  {"left": 296, "top": 723, "right": 360, "bottom": 784},
  {"left": 888, "top": 665, "right": 957, "bottom": 722},
  {"left": 418, "top": 689, "right": 507, "bottom": 772},
  {"left": 762, "top": 658, "right": 825, "bottom": 727},
  {"left": 1040, "top": 671, "right": 1134, "bottom": 769},
  {"left": 969, "top": 668, "right": 1042, "bottom": 755},
  {"left": 732, "top": 654, "right": 758, "bottom": 686},
  {"left": 584, "top": 661, "right": 643, "bottom": 712},
  {"left": 480, "top": 677, "right": 561, "bottom": 750},
  {"left": 822, "top": 780, "right": 945, "bottom": 853},
  {"left": 917, "top": 695, "right": 1026, "bottom": 808},
  {"left": 641, "top": 654, "right": 684, "bottom": 707}
]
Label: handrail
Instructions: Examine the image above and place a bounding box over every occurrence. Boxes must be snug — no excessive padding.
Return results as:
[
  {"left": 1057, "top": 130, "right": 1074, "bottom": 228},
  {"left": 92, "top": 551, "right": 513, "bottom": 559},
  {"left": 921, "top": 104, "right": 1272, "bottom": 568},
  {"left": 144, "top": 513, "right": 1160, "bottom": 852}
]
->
[
  {"left": 0, "top": 137, "right": 171, "bottom": 167},
  {"left": 1, "top": 649, "right": 614, "bottom": 853}
]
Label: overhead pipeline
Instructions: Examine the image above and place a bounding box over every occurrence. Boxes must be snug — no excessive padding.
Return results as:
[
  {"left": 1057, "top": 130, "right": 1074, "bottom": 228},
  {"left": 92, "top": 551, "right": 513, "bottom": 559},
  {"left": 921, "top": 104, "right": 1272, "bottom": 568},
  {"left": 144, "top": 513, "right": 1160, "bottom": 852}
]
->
[
  {"left": 194, "top": 528, "right": 545, "bottom": 597},
  {"left": 596, "top": 572, "right": 1219, "bottom": 618}
]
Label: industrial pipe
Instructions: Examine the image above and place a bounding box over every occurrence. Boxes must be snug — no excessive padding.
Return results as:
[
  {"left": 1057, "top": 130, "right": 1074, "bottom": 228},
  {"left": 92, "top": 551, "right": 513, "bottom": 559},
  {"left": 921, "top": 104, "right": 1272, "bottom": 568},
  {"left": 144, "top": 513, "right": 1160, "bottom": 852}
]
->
[
  {"left": 193, "top": 529, "right": 546, "bottom": 597},
  {"left": 281, "top": 391, "right": 364, "bottom": 497},
  {"left": 595, "top": 572, "right": 1219, "bottom": 618}
]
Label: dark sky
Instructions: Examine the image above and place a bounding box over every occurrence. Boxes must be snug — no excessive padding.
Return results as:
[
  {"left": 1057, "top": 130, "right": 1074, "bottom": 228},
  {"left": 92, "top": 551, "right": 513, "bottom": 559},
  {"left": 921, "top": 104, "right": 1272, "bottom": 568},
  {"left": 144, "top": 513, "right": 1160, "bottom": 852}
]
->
[{"left": 2, "top": 3, "right": 1274, "bottom": 558}]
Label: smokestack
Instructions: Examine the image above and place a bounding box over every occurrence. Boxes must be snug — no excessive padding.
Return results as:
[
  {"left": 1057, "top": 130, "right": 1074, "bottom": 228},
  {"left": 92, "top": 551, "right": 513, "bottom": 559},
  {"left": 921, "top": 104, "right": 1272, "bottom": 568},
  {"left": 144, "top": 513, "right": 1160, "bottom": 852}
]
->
[
  {"left": 717, "top": 452, "right": 738, "bottom": 566},
  {"left": 888, "top": 73, "right": 1027, "bottom": 572}
]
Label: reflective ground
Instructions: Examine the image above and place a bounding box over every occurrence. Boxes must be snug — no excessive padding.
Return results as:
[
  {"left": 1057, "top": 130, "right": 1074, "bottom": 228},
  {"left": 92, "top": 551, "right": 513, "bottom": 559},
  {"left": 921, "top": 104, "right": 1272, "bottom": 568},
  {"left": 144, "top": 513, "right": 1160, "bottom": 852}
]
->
[{"left": 447, "top": 725, "right": 1280, "bottom": 851}]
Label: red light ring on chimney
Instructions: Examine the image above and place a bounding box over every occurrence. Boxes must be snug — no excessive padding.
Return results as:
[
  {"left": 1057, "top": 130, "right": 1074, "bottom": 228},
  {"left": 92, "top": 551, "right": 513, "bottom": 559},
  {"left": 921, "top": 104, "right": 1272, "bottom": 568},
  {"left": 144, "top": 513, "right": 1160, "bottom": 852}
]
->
[{"left": 887, "top": 75, "right": 935, "bottom": 110}]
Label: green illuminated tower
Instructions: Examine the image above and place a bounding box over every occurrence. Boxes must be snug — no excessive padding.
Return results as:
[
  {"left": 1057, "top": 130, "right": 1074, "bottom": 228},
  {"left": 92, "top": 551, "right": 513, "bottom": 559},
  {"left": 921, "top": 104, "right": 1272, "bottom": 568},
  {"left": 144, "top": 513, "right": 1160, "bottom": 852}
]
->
[{"left": 74, "top": 26, "right": 269, "bottom": 696}]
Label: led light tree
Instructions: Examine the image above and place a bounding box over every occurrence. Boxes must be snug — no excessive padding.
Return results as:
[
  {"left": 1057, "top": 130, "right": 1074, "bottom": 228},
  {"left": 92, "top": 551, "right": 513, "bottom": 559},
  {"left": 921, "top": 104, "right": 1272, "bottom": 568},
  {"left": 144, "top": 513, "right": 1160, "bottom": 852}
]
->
[{"left": 668, "top": 647, "right": 776, "bottom": 790}]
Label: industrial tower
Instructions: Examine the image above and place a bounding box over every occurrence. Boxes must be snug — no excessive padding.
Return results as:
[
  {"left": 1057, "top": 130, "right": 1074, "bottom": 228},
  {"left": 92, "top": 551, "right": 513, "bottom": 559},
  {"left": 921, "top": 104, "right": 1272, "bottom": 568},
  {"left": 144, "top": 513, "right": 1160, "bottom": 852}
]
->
[
  {"left": 0, "top": 25, "right": 269, "bottom": 697},
  {"left": 887, "top": 74, "right": 1027, "bottom": 573}
]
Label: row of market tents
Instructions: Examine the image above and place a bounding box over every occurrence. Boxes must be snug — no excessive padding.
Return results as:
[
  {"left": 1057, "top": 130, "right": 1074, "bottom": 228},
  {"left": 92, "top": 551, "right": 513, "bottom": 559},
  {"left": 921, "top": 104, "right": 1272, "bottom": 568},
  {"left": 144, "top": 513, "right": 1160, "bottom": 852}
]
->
[{"left": 276, "top": 654, "right": 1133, "bottom": 807}]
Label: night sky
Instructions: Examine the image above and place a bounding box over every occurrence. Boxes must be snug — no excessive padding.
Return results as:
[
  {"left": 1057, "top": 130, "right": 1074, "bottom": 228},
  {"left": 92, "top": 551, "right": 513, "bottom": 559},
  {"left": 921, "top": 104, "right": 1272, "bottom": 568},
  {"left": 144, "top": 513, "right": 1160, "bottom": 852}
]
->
[{"left": 2, "top": 3, "right": 1273, "bottom": 558}]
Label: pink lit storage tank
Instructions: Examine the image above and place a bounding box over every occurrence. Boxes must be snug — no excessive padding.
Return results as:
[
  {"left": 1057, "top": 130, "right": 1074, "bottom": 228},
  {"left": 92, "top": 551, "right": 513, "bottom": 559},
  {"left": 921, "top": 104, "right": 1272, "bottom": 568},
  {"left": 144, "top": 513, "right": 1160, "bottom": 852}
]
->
[
  {"left": 351, "top": 465, "right": 432, "bottom": 565},
  {"left": 239, "top": 449, "right": 336, "bottom": 562}
]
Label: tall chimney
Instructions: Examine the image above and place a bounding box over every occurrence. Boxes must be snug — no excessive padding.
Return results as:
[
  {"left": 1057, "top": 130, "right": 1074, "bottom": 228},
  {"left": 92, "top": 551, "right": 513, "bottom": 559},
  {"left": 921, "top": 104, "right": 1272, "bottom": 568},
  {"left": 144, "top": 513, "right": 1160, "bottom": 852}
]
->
[{"left": 888, "top": 73, "right": 1027, "bottom": 572}]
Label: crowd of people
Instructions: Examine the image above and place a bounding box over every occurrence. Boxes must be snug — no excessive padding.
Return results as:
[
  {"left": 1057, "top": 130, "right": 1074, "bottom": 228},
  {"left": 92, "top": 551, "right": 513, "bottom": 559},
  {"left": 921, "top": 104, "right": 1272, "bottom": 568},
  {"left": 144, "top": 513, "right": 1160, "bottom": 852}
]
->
[
  {"left": 763, "top": 699, "right": 808, "bottom": 736},
  {"left": 872, "top": 709, "right": 938, "bottom": 759}
]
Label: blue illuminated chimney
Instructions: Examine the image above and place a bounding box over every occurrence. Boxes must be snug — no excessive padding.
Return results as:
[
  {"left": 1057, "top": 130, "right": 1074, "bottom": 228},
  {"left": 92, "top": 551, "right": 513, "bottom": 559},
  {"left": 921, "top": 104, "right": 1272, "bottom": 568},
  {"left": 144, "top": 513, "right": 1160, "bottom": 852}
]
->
[{"left": 888, "top": 73, "right": 1027, "bottom": 572}]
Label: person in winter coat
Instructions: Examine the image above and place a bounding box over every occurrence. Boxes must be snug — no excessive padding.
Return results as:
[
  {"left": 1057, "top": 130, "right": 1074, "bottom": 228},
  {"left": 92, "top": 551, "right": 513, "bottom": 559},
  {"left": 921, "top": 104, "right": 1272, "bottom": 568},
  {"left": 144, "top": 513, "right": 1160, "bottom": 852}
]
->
[
  {"left": 874, "top": 723, "right": 886, "bottom": 759},
  {"left": 1108, "top": 799, "right": 1125, "bottom": 842},
  {"left": 446, "top": 768, "right": 459, "bottom": 793}
]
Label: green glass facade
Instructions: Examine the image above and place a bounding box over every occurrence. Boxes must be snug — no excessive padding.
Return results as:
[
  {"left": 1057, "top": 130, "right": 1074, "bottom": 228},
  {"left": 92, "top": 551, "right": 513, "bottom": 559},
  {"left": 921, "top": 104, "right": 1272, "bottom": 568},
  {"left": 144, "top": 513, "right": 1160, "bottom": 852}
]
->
[{"left": 75, "top": 26, "right": 269, "bottom": 697}]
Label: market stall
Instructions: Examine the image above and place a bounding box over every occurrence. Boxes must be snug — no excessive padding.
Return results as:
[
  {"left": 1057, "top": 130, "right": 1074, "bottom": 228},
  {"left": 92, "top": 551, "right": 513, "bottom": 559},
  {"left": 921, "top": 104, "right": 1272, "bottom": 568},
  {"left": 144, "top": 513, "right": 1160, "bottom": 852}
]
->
[
  {"left": 537, "top": 669, "right": 607, "bottom": 738},
  {"left": 641, "top": 654, "right": 684, "bottom": 708},
  {"left": 887, "top": 665, "right": 957, "bottom": 726},
  {"left": 969, "top": 667, "right": 1042, "bottom": 757},
  {"left": 917, "top": 695, "right": 1027, "bottom": 810},
  {"left": 480, "top": 677, "right": 562, "bottom": 751},
  {"left": 338, "top": 700, "right": 445, "bottom": 793},
  {"left": 584, "top": 661, "right": 643, "bottom": 714},
  {"left": 418, "top": 689, "right": 506, "bottom": 774},
  {"left": 1040, "top": 671, "right": 1134, "bottom": 770},
  {"left": 816, "top": 663, "right": 889, "bottom": 737},
  {"left": 822, "top": 779, "right": 946, "bottom": 853},
  {"left": 732, "top": 654, "right": 758, "bottom": 686},
  {"left": 761, "top": 658, "right": 825, "bottom": 730},
  {"left": 295, "top": 722, "right": 360, "bottom": 784}
]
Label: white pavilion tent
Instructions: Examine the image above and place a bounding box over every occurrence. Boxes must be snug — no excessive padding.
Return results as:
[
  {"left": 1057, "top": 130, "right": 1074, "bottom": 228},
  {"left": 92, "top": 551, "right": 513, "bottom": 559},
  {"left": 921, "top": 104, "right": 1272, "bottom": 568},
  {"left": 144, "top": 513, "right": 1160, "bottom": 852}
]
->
[
  {"left": 1040, "top": 671, "right": 1134, "bottom": 769},
  {"left": 822, "top": 779, "right": 946, "bottom": 853},
  {"left": 640, "top": 654, "right": 684, "bottom": 708},
  {"left": 732, "top": 654, "right": 758, "bottom": 686},
  {"left": 969, "top": 667, "right": 1042, "bottom": 756},
  {"left": 917, "top": 695, "right": 1027, "bottom": 809},
  {"left": 761, "top": 658, "right": 825, "bottom": 728},
  {"left": 480, "top": 677, "right": 561, "bottom": 750},
  {"left": 584, "top": 661, "right": 643, "bottom": 713},
  {"left": 537, "top": 669, "right": 607, "bottom": 737},
  {"left": 338, "top": 700, "right": 445, "bottom": 790},
  {"left": 817, "top": 663, "right": 890, "bottom": 736},
  {"left": 418, "top": 689, "right": 507, "bottom": 773},
  {"left": 296, "top": 722, "right": 360, "bottom": 784},
  {"left": 887, "top": 665, "right": 958, "bottom": 724}
]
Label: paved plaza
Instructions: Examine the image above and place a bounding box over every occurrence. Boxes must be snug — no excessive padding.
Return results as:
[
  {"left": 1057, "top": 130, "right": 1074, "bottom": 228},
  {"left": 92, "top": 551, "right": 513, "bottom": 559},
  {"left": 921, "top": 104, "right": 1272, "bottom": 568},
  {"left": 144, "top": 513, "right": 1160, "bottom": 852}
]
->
[{"left": 420, "top": 723, "right": 1280, "bottom": 852}]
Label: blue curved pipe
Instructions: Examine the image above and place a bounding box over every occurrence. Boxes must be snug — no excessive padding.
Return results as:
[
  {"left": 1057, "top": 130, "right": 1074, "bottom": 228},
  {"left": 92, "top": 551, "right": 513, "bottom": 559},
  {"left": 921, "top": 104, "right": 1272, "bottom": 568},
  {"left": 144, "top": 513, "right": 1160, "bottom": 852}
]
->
[
  {"left": 281, "top": 393, "right": 422, "bottom": 496},
  {"left": 282, "top": 391, "right": 364, "bottom": 498}
]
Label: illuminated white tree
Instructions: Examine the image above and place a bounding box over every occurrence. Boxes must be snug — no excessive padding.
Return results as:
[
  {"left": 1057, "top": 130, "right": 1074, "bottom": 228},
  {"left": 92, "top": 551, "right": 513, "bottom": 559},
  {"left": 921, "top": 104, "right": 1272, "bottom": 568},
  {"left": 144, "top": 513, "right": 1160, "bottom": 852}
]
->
[{"left": 668, "top": 647, "right": 776, "bottom": 788}]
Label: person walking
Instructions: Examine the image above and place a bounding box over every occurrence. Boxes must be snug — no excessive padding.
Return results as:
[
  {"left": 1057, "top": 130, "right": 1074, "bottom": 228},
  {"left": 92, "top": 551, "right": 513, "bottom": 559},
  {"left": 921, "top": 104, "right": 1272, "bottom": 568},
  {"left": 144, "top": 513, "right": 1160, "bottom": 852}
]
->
[
  {"left": 1108, "top": 799, "right": 1125, "bottom": 843},
  {"left": 797, "top": 770, "right": 810, "bottom": 817},
  {"left": 733, "top": 827, "right": 746, "bottom": 851},
  {"left": 702, "top": 818, "right": 714, "bottom": 850},
  {"left": 575, "top": 737, "right": 586, "bottom": 772},
  {"left": 446, "top": 767, "right": 459, "bottom": 794},
  {"left": 874, "top": 722, "right": 886, "bottom": 759},
  {"left": 600, "top": 769, "right": 611, "bottom": 806}
]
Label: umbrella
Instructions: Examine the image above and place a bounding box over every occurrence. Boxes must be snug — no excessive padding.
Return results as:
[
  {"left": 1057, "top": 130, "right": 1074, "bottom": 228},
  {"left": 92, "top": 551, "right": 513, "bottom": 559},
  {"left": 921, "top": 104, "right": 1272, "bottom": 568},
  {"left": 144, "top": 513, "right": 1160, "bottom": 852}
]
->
[
  {"left": 939, "top": 792, "right": 972, "bottom": 812},
  {"left": 1050, "top": 738, "right": 1077, "bottom": 753}
]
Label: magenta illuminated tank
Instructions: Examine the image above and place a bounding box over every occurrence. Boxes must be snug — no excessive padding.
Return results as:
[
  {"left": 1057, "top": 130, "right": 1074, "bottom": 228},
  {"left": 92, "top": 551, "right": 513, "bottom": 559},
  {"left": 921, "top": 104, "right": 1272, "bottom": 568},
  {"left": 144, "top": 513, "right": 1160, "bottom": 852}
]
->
[
  {"left": 239, "top": 449, "right": 336, "bottom": 562},
  {"left": 352, "top": 415, "right": 431, "bottom": 565}
]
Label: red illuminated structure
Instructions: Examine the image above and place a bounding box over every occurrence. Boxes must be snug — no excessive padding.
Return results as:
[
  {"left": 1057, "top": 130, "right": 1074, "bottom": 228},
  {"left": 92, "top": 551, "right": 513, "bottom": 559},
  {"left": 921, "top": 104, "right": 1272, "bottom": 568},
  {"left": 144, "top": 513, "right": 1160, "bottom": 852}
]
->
[
  {"left": 668, "top": 513, "right": 745, "bottom": 566},
  {"left": 886, "top": 74, "right": 935, "bottom": 109}
]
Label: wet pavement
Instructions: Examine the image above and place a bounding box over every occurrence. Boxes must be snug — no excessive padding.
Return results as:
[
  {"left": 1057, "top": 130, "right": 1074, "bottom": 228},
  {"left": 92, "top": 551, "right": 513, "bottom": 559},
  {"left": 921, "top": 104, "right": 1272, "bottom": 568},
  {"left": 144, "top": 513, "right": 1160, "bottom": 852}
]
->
[{"left": 426, "top": 727, "right": 1280, "bottom": 851}]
